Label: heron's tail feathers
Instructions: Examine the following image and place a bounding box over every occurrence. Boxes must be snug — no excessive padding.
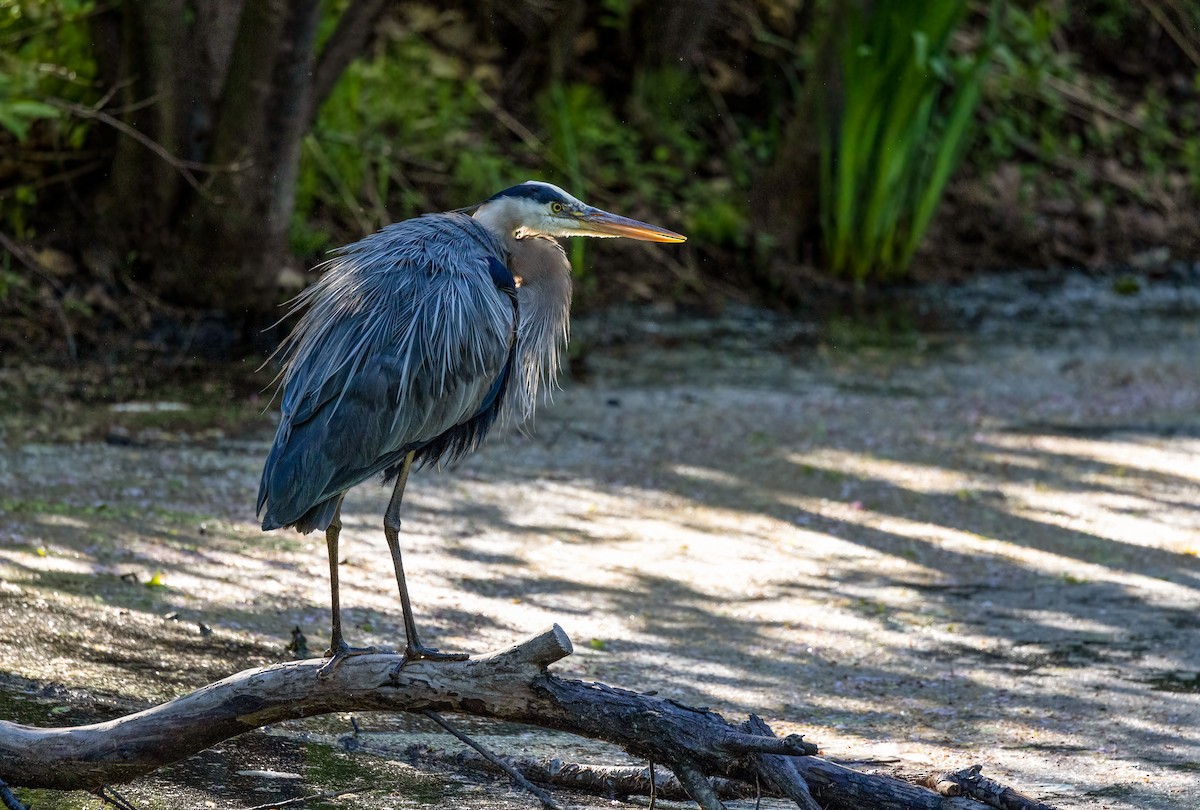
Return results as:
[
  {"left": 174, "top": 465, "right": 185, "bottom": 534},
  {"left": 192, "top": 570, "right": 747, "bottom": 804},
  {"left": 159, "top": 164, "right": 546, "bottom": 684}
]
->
[{"left": 260, "top": 495, "right": 340, "bottom": 535}]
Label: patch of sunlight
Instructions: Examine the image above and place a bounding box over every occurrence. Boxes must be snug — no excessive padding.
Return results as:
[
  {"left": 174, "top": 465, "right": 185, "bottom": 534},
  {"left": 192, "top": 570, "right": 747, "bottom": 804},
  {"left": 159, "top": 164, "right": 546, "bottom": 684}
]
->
[
  {"left": 108, "top": 400, "right": 190, "bottom": 412},
  {"left": 776, "top": 526, "right": 879, "bottom": 559},
  {"left": 32, "top": 513, "right": 90, "bottom": 530},
  {"left": 1010, "top": 488, "right": 1197, "bottom": 549},
  {"left": 0, "top": 548, "right": 94, "bottom": 575},
  {"left": 778, "top": 495, "right": 1139, "bottom": 585},
  {"left": 785, "top": 449, "right": 968, "bottom": 494},
  {"left": 802, "top": 691, "right": 941, "bottom": 718},
  {"left": 983, "top": 432, "right": 1200, "bottom": 486},
  {"left": 669, "top": 463, "right": 744, "bottom": 487},
  {"left": 1008, "top": 608, "right": 1129, "bottom": 636}
]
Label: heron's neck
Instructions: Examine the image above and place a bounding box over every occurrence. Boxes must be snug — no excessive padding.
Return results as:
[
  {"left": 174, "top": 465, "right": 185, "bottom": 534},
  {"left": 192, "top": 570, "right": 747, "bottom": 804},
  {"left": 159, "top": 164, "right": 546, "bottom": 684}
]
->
[
  {"left": 506, "top": 236, "right": 572, "bottom": 423},
  {"left": 472, "top": 197, "right": 540, "bottom": 251}
]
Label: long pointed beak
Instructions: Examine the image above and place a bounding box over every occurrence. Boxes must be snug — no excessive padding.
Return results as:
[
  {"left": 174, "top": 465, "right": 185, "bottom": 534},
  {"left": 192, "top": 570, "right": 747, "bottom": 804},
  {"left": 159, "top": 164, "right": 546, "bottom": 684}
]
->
[{"left": 576, "top": 207, "right": 687, "bottom": 243}]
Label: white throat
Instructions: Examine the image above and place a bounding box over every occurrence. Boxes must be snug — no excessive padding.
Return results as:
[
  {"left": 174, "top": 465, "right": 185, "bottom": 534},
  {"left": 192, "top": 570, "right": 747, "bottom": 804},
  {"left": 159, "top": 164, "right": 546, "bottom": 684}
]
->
[{"left": 472, "top": 197, "right": 547, "bottom": 247}]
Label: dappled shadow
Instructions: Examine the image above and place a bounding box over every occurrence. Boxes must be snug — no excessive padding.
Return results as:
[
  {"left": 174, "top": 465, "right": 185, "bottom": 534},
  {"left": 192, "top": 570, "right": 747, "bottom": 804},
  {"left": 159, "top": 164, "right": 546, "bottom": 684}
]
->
[
  {"left": 3, "top": 331, "right": 1200, "bottom": 808},
  {"left": 411, "top": 362, "right": 1200, "bottom": 798}
]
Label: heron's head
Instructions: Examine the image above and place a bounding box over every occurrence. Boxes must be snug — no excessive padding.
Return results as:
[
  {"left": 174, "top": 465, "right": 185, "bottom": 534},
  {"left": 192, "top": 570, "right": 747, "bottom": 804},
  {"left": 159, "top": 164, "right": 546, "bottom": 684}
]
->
[{"left": 472, "top": 181, "right": 686, "bottom": 244}]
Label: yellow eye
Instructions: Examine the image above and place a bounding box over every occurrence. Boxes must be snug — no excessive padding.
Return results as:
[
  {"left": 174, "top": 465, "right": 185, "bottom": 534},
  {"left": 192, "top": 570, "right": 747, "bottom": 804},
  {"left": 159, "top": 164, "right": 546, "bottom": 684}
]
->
[{"left": 550, "top": 202, "right": 564, "bottom": 213}]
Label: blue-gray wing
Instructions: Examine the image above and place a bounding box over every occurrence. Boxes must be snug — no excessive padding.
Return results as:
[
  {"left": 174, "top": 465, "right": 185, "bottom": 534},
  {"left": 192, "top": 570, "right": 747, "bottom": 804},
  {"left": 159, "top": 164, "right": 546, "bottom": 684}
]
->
[{"left": 257, "top": 213, "right": 515, "bottom": 532}]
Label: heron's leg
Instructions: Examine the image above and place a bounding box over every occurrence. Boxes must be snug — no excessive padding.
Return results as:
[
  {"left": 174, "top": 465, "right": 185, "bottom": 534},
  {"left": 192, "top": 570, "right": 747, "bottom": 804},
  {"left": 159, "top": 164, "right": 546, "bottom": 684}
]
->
[
  {"left": 323, "top": 497, "right": 380, "bottom": 664},
  {"left": 385, "top": 452, "right": 468, "bottom": 662}
]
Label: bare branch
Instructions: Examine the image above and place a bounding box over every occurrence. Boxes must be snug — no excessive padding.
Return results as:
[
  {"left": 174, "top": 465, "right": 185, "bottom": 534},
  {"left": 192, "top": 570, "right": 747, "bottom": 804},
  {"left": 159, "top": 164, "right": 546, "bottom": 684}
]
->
[
  {"left": 674, "top": 761, "right": 726, "bottom": 810},
  {"left": 43, "top": 98, "right": 247, "bottom": 196},
  {"left": 423, "top": 710, "right": 561, "bottom": 810},
  {"left": 0, "top": 777, "right": 28, "bottom": 810},
  {"left": 0, "top": 230, "right": 78, "bottom": 363},
  {"left": 388, "top": 748, "right": 758, "bottom": 801},
  {"left": 243, "top": 787, "right": 367, "bottom": 810},
  {"left": 1138, "top": 0, "right": 1200, "bottom": 68},
  {"left": 743, "top": 715, "right": 822, "bottom": 810}
]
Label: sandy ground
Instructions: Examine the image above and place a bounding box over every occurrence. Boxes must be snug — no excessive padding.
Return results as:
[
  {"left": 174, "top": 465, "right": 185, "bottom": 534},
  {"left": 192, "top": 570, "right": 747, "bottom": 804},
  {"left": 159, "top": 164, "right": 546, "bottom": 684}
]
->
[{"left": 1, "top": 297, "right": 1199, "bottom": 809}]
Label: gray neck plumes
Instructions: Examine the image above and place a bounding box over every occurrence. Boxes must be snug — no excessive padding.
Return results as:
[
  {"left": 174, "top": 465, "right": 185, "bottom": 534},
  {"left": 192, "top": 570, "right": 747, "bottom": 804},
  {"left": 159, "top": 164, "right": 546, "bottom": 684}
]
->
[
  {"left": 472, "top": 197, "right": 573, "bottom": 424},
  {"left": 508, "top": 236, "right": 572, "bottom": 423}
]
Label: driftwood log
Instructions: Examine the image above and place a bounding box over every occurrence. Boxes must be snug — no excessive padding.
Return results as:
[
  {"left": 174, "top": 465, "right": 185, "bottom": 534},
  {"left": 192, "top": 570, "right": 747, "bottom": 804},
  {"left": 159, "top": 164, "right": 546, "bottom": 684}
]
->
[{"left": 0, "top": 625, "right": 1057, "bottom": 810}]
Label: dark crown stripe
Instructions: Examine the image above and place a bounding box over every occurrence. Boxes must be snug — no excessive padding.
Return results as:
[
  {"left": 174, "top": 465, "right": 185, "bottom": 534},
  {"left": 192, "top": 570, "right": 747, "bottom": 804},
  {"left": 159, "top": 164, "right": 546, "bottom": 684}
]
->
[{"left": 486, "top": 183, "right": 567, "bottom": 205}]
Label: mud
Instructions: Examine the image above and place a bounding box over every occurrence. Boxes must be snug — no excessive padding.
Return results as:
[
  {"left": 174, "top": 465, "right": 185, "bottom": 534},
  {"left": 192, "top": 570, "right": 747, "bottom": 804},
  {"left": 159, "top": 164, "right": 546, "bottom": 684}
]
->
[{"left": 1, "top": 277, "right": 1198, "bottom": 808}]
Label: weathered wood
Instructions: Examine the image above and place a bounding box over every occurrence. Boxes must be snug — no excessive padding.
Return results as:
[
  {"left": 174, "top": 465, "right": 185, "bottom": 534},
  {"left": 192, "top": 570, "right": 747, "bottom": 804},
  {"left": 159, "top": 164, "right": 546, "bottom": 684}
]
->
[
  {"left": 674, "top": 761, "right": 726, "bottom": 810},
  {"left": 744, "top": 714, "right": 823, "bottom": 810},
  {"left": 791, "top": 757, "right": 984, "bottom": 810},
  {"left": 0, "top": 777, "right": 28, "bottom": 810},
  {"left": 926, "top": 765, "right": 1060, "bottom": 810},
  {"left": 0, "top": 624, "right": 1059, "bottom": 810},
  {"left": 403, "top": 751, "right": 757, "bottom": 801},
  {"left": 0, "top": 625, "right": 574, "bottom": 790}
]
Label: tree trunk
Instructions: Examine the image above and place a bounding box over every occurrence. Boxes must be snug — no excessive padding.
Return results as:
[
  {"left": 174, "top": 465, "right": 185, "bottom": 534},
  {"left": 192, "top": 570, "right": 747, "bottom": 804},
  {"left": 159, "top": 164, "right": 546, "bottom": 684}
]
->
[
  {"left": 160, "top": 0, "right": 321, "bottom": 311},
  {"left": 81, "top": 1, "right": 360, "bottom": 315},
  {"left": 89, "top": 0, "right": 190, "bottom": 261},
  {"left": 749, "top": 8, "right": 839, "bottom": 298}
]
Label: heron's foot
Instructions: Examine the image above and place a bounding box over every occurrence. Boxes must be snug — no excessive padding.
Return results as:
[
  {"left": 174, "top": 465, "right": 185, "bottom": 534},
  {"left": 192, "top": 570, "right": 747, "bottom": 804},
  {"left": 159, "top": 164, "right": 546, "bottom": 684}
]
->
[
  {"left": 404, "top": 642, "right": 469, "bottom": 662},
  {"left": 318, "top": 641, "right": 388, "bottom": 677}
]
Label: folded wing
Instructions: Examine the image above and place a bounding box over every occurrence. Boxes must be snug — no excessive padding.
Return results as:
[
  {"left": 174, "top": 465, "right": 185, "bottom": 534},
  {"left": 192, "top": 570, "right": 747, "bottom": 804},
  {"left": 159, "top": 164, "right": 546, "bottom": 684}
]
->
[{"left": 258, "top": 214, "right": 516, "bottom": 532}]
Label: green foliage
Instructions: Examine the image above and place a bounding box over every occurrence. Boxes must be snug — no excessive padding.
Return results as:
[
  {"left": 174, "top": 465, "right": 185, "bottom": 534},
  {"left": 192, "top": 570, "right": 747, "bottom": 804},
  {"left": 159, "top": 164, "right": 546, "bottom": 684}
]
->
[
  {"left": 8, "top": 0, "right": 1192, "bottom": 325},
  {"left": 0, "top": 0, "right": 98, "bottom": 239},
  {"left": 687, "top": 193, "right": 747, "bottom": 249},
  {"left": 300, "top": 8, "right": 747, "bottom": 276},
  {"left": 0, "top": 86, "right": 56, "bottom": 140},
  {"left": 977, "top": 1, "right": 1200, "bottom": 198},
  {"left": 293, "top": 7, "right": 510, "bottom": 256},
  {"left": 535, "top": 70, "right": 754, "bottom": 259},
  {"left": 819, "top": 0, "right": 998, "bottom": 282},
  {"left": 982, "top": 2, "right": 1069, "bottom": 155},
  {"left": 0, "top": 0, "right": 98, "bottom": 126}
]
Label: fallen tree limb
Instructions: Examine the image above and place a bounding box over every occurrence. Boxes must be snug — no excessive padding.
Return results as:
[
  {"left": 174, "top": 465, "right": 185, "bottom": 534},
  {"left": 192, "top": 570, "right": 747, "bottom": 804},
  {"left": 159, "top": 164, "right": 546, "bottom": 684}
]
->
[
  {"left": 745, "top": 713, "right": 823, "bottom": 810},
  {"left": 927, "top": 765, "right": 1060, "bottom": 810},
  {"left": 400, "top": 749, "right": 758, "bottom": 801},
  {"left": 0, "top": 624, "right": 1056, "bottom": 809}
]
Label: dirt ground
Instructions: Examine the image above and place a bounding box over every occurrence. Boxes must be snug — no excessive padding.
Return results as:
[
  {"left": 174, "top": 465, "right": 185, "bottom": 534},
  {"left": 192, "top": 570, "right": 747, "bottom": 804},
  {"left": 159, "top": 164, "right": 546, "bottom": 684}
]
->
[{"left": 1, "top": 273, "right": 1199, "bottom": 809}]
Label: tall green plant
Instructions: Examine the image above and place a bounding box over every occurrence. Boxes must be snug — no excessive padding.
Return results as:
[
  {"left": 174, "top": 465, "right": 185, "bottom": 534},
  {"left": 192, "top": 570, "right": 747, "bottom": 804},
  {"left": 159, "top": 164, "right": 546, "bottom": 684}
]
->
[{"left": 819, "top": 0, "right": 999, "bottom": 283}]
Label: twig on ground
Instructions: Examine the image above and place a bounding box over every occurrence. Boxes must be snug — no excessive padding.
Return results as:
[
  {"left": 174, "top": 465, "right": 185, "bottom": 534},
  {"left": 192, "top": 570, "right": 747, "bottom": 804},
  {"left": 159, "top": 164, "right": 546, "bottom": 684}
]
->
[
  {"left": 243, "top": 787, "right": 365, "bottom": 810},
  {"left": 94, "top": 785, "right": 142, "bottom": 810},
  {"left": 648, "top": 760, "right": 657, "bottom": 810},
  {"left": 423, "top": 710, "right": 561, "bottom": 810},
  {"left": 0, "top": 778, "right": 27, "bottom": 810}
]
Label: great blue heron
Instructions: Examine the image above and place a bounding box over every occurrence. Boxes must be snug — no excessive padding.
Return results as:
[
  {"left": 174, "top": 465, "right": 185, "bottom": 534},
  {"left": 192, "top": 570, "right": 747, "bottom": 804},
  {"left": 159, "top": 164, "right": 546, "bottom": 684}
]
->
[{"left": 258, "top": 181, "right": 686, "bottom": 662}]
